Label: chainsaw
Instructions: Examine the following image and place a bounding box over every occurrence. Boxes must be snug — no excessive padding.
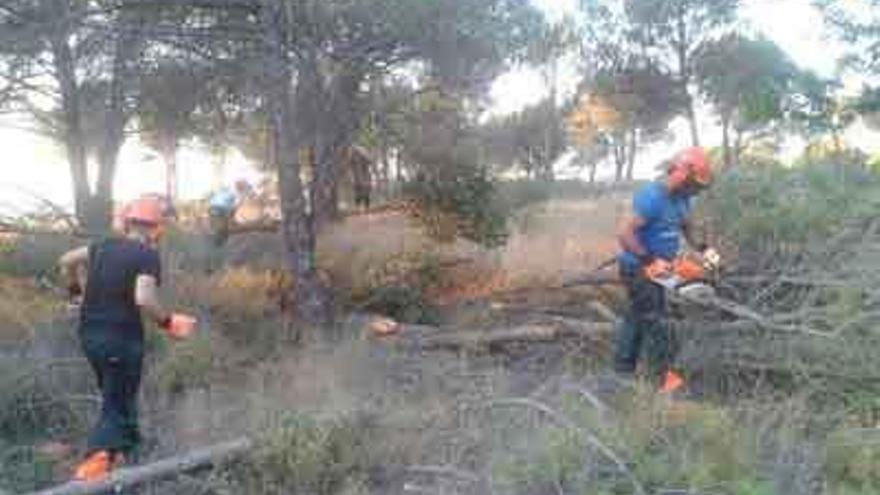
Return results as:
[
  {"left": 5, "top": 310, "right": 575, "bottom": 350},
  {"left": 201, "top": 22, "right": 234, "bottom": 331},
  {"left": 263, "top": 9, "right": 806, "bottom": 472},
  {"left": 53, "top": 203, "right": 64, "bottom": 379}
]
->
[
  {"left": 644, "top": 249, "right": 778, "bottom": 324},
  {"left": 645, "top": 248, "right": 721, "bottom": 301}
]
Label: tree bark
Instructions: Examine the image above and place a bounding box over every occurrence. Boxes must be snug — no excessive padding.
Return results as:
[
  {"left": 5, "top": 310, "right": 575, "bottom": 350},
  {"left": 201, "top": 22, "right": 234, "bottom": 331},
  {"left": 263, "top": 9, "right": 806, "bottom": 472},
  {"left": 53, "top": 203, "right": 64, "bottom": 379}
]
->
[
  {"left": 541, "top": 61, "right": 558, "bottom": 182},
  {"left": 684, "top": 94, "right": 700, "bottom": 147},
  {"left": 613, "top": 136, "right": 625, "bottom": 181},
  {"left": 28, "top": 438, "right": 252, "bottom": 495},
  {"left": 721, "top": 112, "right": 732, "bottom": 170},
  {"left": 625, "top": 128, "right": 637, "bottom": 180},
  {"left": 162, "top": 140, "right": 179, "bottom": 201},
  {"left": 733, "top": 126, "right": 743, "bottom": 168},
  {"left": 419, "top": 320, "right": 615, "bottom": 350},
  {"left": 94, "top": 13, "right": 142, "bottom": 234},
  {"left": 675, "top": 8, "right": 700, "bottom": 147},
  {"left": 260, "top": 0, "right": 329, "bottom": 324},
  {"left": 50, "top": 3, "right": 91, "bottom": 231},
  {"left": 312, "top": 66, "right": 364, "bottom": 229}
]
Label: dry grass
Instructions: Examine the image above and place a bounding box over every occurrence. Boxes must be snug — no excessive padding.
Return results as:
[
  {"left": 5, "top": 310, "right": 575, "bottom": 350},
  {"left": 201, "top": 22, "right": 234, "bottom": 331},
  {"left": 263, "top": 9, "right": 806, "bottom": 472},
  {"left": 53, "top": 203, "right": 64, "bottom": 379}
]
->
[
  {"left": 315, "top": 194, "right": 627, "bottom": 305},
  {"left": 5, "top": 178, "right": 878, "bottom": 494},
  {"left": 0, "top": 276, "right": 63, "bottom": 343}
]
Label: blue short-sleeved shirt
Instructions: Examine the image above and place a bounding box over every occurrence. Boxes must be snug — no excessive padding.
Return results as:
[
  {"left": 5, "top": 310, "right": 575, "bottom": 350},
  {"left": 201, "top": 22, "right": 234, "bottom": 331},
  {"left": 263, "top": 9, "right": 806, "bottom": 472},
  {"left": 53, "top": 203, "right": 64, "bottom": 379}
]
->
[
  {"left": 209, "top": 187, "right": 238, "bottom": 214},
  {"left": 81, "top": 238, "right": 161, "bottom": 336},
  {"left": 618, "top": 181, "right": 693, "bottom": 271}
]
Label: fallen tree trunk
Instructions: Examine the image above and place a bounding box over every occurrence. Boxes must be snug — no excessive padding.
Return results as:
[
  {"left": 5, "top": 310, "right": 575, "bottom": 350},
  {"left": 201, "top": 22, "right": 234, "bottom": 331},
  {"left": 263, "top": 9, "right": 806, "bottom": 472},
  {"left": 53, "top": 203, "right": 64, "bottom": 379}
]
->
[
  {"left": 28, "top": 438, "right": 252, "bottom": 495},
  {"left": 420, "top": 319, "right": 616, "bottom": 350}
]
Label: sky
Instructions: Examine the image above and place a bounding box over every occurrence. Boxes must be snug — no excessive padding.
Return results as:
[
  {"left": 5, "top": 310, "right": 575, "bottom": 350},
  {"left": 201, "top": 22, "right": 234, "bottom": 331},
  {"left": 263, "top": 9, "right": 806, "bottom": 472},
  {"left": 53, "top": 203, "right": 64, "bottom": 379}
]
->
[{"left": 0, "top": 0, "right": 872, "bottom": 214}]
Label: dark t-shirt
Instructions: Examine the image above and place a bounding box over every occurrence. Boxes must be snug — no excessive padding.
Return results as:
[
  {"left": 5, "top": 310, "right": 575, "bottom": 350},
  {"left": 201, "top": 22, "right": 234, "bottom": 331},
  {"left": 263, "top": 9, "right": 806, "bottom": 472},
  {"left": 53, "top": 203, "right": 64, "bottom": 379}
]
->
[{"left": 81, "top": 238, "right": 161, "bottom": 335}]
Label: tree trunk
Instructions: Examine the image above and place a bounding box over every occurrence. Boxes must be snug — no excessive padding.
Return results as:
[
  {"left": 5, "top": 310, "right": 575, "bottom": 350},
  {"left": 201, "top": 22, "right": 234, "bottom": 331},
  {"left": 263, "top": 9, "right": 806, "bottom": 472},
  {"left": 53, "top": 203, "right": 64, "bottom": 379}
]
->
[
  {"left": 30, "top": 439, "right": 253, "bottom": 495},
  {"left": 94, "top": 15, "right": 142, "bottom": 234},
  {"left": 541, "top": 60, "right": 558, "bottom": 182},
  {"left": 50, "top": 9, "right": 91, "bottom": 231},
  {"left": 675, "top": 10, "right": 700, "bottom": 147},
  {"left": 312, "top": 67, "right": 364, "bottom": 229},
  {"left": 312, "top": 139, "right": 341, "bottom": 226},
  {"left": 260, "top": 0, "right": 329, "bottom": 324},
  {"left": 721, "top": 113, "right": 732, "bottom": 170},
  {"left": 613, "top": 138, "right": 625, "bottom": 182},
  {"left": 212, "top": 144, "right": 227, "bottom": 190},
  {"left": 684, "top": 94, "right": 700, "bottom": 147},
  {"left": 162, "top": 140, "right": 179, "bottom": 201},
  {"left": 733, "top": 126, "right": 743, "bottom": 168},
  {"left": 625, "top": 128, "right": 637, "bottom": 180}
]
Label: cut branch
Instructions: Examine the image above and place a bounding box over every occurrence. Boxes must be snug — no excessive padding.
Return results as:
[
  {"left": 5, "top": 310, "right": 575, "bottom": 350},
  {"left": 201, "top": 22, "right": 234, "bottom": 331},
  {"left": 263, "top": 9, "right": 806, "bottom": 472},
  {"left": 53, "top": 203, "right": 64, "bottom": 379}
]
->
[{"left": 28, "top": 438, "right": 253, "bottom": 495}]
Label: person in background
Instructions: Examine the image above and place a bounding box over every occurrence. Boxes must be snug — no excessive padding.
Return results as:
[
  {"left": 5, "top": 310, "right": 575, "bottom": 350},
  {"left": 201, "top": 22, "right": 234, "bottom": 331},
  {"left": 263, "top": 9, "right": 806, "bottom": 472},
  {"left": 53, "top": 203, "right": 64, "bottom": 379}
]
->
[
  {"left": 207, "top": 179, "right": 252, "bottom": 247},
  {"left": 59, "top": 197, "right": 196, "bottom": 481}
]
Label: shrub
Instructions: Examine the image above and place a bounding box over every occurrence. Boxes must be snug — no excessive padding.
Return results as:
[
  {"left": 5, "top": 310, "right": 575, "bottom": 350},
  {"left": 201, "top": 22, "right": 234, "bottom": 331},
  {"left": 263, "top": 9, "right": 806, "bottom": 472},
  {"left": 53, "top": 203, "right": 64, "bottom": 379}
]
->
[
  {"left": 825, "top": 428, "right": 880, "bottom": 494},
  {"left": 490, "top": 385, "right": 776, "bottom": 495},
  {"left": 0, "top": 233, "right": 78, "bottom": 278},
  {"left": 403, "top": 164, "right": 509, "bottom": 249},
  {"left": 702, "top": 163, "right": 879, "bottom": 258},
  {"left": 214, "top": 413, "right": 377, "bottom": 495}
]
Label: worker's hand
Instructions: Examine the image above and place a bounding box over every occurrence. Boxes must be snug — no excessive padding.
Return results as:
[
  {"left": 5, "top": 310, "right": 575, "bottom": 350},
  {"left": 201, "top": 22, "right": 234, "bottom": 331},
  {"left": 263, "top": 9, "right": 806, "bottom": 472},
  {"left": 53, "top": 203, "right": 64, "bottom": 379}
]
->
[
  {"left": 161, "top": 313, "right": 197, "bottom": 339},
  {"left": 701, "top": 247, "right": 721, "bottom": 269},
  {"left": 66, "top": 299, "right": 82, "bottom": 316},
  {"left": 644, "top": 258, "right": 673, "bottom": 280}
]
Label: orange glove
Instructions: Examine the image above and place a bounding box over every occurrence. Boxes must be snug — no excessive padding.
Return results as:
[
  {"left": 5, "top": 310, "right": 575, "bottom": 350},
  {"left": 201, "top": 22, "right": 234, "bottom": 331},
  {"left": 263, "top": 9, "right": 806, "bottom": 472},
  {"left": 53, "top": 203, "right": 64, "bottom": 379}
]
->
[
  {"left": 161, "top": 313, "right": 197, "bottom": 339},
  {"left": 673, "top": 257, "right": 705, "bottom": 281}
]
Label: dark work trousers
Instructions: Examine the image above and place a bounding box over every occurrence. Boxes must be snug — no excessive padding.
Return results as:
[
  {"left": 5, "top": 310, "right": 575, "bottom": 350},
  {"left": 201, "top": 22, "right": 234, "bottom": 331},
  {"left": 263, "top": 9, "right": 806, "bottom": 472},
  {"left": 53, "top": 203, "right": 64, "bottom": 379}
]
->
[
  {"left": 613, "top": 263, "right": 675, "bottom": 382},
  {"left": 79, "top": 327, "right": 144, "bottom": 456},
  {"left": 208, "top": 208, "right": 232, "bottom": 247}
]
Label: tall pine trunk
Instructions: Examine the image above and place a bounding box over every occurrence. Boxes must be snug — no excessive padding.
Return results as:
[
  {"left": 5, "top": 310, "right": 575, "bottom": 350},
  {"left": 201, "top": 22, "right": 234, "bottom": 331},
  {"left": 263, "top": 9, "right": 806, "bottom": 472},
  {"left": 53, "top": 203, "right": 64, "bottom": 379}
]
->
[
  {"left": 162, "top": 141, "right": 179, "bottom": 201},
  {"left": 51, "top": 7, "right": 93, "bottom": 232},
  {"left": 721, "top": 112, "right": 732, "bottom": 170},
  {"left": 260, "top": 0, "right": 329, "bottom": 324},
  {"left": 625, "top": 128, "right": 637, "bottom": 180},
  {"left": 676, "top": 10, "right": 700, "bottom": 147}
]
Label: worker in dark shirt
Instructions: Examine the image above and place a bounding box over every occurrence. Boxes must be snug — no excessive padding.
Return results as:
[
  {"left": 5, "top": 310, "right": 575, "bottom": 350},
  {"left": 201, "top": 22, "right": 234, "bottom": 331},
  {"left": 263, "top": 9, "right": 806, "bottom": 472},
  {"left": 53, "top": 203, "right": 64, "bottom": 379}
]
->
[{"left": 59, "top": 197, "right": 196, "bottom": 481}]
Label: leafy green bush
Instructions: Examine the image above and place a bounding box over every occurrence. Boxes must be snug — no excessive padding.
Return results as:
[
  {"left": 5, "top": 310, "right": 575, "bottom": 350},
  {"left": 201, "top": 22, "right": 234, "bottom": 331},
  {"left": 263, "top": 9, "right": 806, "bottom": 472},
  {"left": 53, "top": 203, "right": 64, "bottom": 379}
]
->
[
  {"left": 404, "top": 163, "right": 509, "bottom": 249},
  {"left": 825, "top": 428, "right": 880, "bottom": 494},
  {"left": 0, "top": 233, "right": 79, "bottom": 278},
  {"left": 150, "top": 333, "right": 218, "bottom": 395},
  {"left": 702, "top": 162, "right": 879, "bottom": 259},
  {"left": 491, "top": 388, "right": 776, "bottom": 495}
]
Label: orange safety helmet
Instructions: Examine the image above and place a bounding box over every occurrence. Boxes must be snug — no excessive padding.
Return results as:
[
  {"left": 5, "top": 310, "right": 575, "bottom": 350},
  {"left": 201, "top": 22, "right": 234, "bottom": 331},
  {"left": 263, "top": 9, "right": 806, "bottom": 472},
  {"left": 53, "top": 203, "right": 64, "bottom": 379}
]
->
[
  {"left": 668, "top": 147, "right": 712, "bottom": 190},
  {"left": 123, "top": 197, "right": 165, "bottom": 227}
]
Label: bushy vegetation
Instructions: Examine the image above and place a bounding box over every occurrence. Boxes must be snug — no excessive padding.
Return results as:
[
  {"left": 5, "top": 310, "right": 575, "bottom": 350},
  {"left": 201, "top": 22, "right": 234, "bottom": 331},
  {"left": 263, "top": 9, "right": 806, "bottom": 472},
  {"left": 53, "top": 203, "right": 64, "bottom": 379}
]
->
[
  {"left": 704, "top": 162, "right": 879, "bottom": 259},
  {"left": 211, "top": 413, "right": 379, "bottom": 495},
  {"left": 404, "top": 164, "right": 510, "bottom": 249}
]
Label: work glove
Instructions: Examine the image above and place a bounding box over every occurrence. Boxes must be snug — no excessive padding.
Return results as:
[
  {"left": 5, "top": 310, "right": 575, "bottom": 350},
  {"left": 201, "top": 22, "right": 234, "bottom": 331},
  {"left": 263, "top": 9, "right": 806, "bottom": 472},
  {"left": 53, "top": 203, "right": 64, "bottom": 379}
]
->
[
  {"left": 701, "top": 247, "right": 721, "bottom": 270},
  {"left": 160, "top": 313, "right": 197, "bottom": 339},
  {"left": 643, "top": 258, "right": 673, "bottom": 280}
]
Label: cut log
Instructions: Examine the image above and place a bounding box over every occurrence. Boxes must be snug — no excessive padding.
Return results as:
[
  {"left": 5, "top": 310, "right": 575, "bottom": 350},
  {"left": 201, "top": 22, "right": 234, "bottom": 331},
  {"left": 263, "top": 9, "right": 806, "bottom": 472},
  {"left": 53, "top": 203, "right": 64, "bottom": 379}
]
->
[
  {"left": 421, "top": 319, "right": 615, "bottom": 350},
  {"left": 28, "top": 438, "right": 252, "bottom": 495},
  {"left": 587, "top": 301, "right": 620, "bottom": 323}
]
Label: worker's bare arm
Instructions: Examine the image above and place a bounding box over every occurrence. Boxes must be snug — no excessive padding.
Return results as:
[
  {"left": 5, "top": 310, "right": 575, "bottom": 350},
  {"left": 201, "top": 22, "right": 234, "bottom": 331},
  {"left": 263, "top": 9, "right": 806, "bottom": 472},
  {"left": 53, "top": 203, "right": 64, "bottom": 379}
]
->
[
  {"left": 58, "top": 246, "right": 89, "bottom": 291},
  {"left": 618, "top": 215, "right": 649, "bottom": 258},
  {"left": 135, "top": 274, "right": 170, "bottom": 325}
]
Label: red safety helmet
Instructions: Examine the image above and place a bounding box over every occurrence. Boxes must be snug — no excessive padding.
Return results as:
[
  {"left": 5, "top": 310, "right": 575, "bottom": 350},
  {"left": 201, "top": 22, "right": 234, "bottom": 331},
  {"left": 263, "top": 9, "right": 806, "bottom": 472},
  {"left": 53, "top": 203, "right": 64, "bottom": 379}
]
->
[
  {"left": 668, "top": 147, "right": 713, "bottom": 190},
  {"left": 124, "top": 197, "right": 164, "bottom": 227}
]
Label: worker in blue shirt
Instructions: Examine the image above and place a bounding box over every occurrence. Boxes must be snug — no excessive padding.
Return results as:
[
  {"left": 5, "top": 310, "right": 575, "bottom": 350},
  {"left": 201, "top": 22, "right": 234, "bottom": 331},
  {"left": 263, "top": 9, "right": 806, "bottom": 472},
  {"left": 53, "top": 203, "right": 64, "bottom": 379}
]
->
[
  {"left": 615, "top": 147, "right": 714, "bottom": 393},
  {"left": 208, "top": 179, "right": 252, "bottom": 247}
]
